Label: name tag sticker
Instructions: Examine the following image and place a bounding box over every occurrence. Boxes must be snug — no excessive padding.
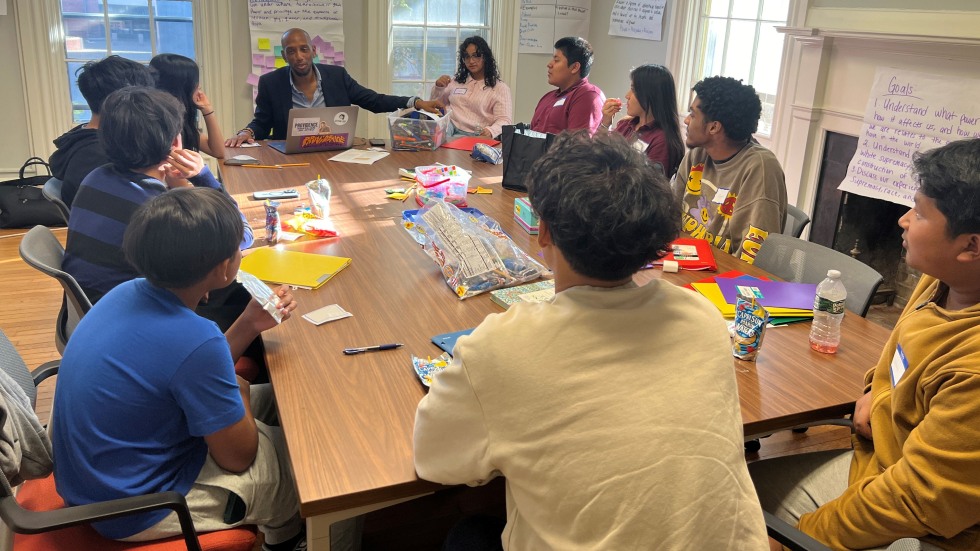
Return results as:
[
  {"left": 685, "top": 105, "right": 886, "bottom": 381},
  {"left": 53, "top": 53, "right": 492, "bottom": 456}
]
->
[
  {"left": 453, "top": 88, "right": 467, "bottom": 95},
  {"left": 890, "top": 344, "right": 909, "bottom": 387},
  {"left": 553, "top": 97, "right": 566, "bottom": 107},
  {"left": 711, "top": 187, "right": 730, "bottom": 204}
]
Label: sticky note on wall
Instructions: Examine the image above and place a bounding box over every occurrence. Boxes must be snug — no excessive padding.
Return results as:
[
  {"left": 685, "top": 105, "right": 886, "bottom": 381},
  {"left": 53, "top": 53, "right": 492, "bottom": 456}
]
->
[
  {"left": 275, "top": 58, "right": 287, "bottom": 68},
  {"left": 257, "top": 38, "right": 271, "bottom": 50}
]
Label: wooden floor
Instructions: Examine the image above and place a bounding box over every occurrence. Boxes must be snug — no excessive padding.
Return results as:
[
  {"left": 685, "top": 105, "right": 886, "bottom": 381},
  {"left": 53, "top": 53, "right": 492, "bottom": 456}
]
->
[
  {"left": 0, "top": 227, "right": 64, "bottom": 422},
  {"left": 0, "top": 225, "right": 856, "bottom": 549}
]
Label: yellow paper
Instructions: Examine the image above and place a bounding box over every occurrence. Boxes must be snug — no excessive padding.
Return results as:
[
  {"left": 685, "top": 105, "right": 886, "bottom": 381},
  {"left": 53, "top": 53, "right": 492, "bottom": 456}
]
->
[
  {"left": 257, "top": 38, "right": 271, "bottom": 50},
  {"left": 386, "top": 193, "right": 408, "bottom": 200},
  {"left": 275, "top": 58, "right": 287, "bottom": 68},
  {"left": 240, "top": 248, "right": 351, "bottom": 290}
]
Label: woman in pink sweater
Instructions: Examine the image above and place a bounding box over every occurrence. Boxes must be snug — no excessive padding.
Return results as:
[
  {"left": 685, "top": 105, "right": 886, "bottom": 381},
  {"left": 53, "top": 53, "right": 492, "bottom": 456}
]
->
[{"left": 430, "top": 36, "right": 512, "bottom": 140}]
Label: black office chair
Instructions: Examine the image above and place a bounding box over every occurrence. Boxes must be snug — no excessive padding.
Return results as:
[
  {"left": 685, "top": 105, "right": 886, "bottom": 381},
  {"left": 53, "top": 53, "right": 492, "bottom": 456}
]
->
[
  {"left": 754, "top": 233, "right": 883, "bottom": 317},
  {"left": 783, "top": 204, "right": 811, "bottom": 238},
  {"left": 41, "top": 178, "right": 71, "bottom": 226},
  {"left": 18, "top": 226, "right": 92, "bottom": 354}
]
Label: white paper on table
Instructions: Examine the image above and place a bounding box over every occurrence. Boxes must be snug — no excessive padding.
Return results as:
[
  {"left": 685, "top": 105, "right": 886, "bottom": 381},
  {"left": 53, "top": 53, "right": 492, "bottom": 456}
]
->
[{"left": 328, "top": 148, "right": 391, "bottom": 165}]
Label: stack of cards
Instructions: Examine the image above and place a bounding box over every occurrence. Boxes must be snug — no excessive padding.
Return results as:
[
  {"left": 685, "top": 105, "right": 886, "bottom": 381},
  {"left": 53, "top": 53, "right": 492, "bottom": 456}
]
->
[{"left": 302, "top": 304, "right": 352, "bottom": 325}]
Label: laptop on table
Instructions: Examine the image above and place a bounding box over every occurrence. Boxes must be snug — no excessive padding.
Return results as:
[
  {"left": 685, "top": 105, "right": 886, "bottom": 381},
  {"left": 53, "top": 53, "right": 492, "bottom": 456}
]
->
[{"left": 268, "top": 106, "right": 359, "bottom": 154}]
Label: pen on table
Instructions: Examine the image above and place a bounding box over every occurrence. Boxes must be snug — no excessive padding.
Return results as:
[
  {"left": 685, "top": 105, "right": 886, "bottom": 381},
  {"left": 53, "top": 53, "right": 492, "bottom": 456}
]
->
[
  {"left": 343, "top": 343, "right": 404, "bottom": 355},
  {"left": 243, "top": 163, "right": 311, "bottom": 169}
]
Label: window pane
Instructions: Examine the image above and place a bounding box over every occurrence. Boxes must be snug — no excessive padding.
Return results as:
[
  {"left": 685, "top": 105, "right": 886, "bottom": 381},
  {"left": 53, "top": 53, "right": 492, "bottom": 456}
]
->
[
  {"left": 722, "top": 20, "right": 755, "bottom": 84},
  {"left": 155, "top": 0, "right": 192, "bottom": 17},
  {"left": 707, "top": 0, "right": 730, "bottom": 18},
  {"left": 392, "top": 82, "right": 423, "bottom": 98},
  {"left": 752, "top": 23, "right": 783, "bottom": 96},
  {"left": 63, "top": 14, "right": 107, "bottom": 59},
  {"left": 701, "top": 18, "right": 727, "bottom": 78},
  {"left": 425, "top": 28, "right": 458, "bottom": 80},
  {"left": 156, "top": 20, "right": 195, "bottom": 58},
  {"left": 427, "top": 0, "right": 457, "bottom": 25},
  {"left": 730, "top": 0, "right": 760, "bottom": 20},
  {"left": 107, "top": 0, "right": 148, "bottom": 16},
  {"left": 393, "top": 26, "right": 424, "bottom": 80},
  {"left": 460, "top": 0, "right": 488, "bottom": 26},
  {"left": 761, "top": 0, "right": 790, "bottom": 22},
  {"left": 392, "top": 0, "right": 425, "bottom": 24},
  {"left": 67, "top": 61, "right": 91, "bottom": 124},
  {"left": 459, "top": 27, "right": 488, "bottom": 42},
  {"left": 107, "top": 18, "right": 153, "bottom": 59}
]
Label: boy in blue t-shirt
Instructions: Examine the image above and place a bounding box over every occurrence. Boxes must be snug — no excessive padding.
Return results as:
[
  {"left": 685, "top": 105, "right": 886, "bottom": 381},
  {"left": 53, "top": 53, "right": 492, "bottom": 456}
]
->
[{"left": 51, "top": 187, "right": 305, "bottom": 551}]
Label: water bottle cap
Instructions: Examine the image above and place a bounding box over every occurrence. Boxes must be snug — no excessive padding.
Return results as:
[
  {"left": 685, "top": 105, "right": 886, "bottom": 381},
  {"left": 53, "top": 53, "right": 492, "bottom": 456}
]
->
[{"left": 827, "top": 269, "right": 841, "bottom": 279}]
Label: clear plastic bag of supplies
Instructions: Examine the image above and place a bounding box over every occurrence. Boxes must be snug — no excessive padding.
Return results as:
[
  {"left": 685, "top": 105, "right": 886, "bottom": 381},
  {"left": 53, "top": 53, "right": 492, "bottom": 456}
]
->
[{"left": 402, "top": 201, "right": 546, "bottom": 299}]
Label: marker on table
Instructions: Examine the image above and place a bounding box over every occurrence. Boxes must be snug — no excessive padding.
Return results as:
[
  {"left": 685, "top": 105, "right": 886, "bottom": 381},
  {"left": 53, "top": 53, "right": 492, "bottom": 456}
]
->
[{"left": 343, "top": 343, "right": 404, "bottom": 355}]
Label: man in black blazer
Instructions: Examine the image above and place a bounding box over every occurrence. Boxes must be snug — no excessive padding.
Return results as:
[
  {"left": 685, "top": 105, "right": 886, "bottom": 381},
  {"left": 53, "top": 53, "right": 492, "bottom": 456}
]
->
[{"left": 227, "top": 28, "right": 444, "bottom": 146}]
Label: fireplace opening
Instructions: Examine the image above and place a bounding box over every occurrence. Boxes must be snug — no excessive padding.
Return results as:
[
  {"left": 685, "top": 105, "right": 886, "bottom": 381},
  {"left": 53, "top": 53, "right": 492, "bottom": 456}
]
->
[{"left": 809, "top": 131, "right": 919, "bottom": 309}]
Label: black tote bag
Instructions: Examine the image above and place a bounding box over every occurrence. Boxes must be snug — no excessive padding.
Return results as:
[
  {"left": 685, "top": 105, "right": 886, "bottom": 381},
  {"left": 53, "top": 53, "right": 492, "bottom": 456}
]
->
[
  {"left": 0, "top": 157, "right": 65, "bottom": 228},
  {"left": 501, "top": 124, "right": 556, "bottom": 192}
]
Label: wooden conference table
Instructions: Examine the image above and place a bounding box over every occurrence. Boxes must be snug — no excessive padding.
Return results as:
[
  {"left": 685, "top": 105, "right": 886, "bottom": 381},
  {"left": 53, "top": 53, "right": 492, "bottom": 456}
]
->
[{"left": 222, "top": 143, "right": 891, "bottom": 550}]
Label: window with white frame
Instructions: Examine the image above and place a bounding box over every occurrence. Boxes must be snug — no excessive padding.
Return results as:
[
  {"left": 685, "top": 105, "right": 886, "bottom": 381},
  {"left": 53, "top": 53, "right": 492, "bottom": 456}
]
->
[
  {"left": 696, "top": 0, "right": 789, "bottom": 135},
  {"left": 60, "top": 0, "right": 196, "bottom": 123},
  {"left": 390, "top": 0, "right": 493, "bottom": 99}
]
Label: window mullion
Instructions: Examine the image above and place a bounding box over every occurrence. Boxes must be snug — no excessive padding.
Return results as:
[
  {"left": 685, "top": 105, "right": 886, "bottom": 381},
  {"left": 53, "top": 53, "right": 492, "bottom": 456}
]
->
[
  {"left": 147, "top": 0, "right": 158, "bottom": 56},
  {"left": 104, "top": 2, "right": 113, "bottom": 54}
]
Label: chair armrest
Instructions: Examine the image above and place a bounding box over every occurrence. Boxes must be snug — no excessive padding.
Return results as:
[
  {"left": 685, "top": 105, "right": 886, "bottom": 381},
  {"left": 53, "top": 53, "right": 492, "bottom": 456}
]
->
[
  {"left": 0, "top": 490, "right": 201, "bottom": 551},
  {"left": 764, "top": 510, "right": 831, "bottom": 551},
  {"left": 31, "top": 360, "right": 59, "bottom": 386}
]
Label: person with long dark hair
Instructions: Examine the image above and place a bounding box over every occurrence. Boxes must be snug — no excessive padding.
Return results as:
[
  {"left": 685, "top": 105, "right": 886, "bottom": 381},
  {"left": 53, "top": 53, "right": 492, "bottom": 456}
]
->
[
  {"left": 598, "top": 64, "right": 684, "bottom": 177},
  {"left": 431, "top": 36, "right": 512, "bottom": 140},
  {"left": 149, "top": 53, "right": 226, "bottom": 159}
]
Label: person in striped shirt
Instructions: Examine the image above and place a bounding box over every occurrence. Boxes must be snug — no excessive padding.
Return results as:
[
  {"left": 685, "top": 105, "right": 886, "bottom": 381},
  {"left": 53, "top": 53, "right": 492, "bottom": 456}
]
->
[{"left": 430, "top": 36, "right": 512, "bottom": 140}]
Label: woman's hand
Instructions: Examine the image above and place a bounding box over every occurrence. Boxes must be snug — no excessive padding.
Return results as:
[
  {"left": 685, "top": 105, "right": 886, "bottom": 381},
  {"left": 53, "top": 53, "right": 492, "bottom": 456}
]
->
[
  {"left": 600, "top": 98, "right": 622, "bottom": 128},
  {"left": 435, "top": 75, "right": 452, "bottom": 88},
  {"left": 193, "top": 87, "right": 212, "bottom": 112}
]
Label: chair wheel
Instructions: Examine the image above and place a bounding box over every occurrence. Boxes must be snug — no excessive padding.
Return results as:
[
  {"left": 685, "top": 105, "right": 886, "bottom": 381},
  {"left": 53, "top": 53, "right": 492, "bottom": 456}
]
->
[
  {"left": 745, "top": 439, "right": 761, "bottom": 453},
  {"left": 792, "top": 427, "right": 809, "bottom": 434}
]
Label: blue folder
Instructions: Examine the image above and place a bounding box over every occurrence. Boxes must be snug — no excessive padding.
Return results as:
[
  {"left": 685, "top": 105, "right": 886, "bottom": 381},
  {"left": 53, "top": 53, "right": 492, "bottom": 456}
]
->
[{"left": 431, "top": 328, "right": 475, "bottom": 356}]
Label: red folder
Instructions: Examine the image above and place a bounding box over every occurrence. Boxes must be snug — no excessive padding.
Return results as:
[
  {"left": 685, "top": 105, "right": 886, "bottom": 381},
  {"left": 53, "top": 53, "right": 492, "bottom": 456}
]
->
[
  {"left": 441, "top": 136, "right": 501, "bottom": 151},
  {"left": 651, "top": 237, "right": 717, "bottom": 271}
]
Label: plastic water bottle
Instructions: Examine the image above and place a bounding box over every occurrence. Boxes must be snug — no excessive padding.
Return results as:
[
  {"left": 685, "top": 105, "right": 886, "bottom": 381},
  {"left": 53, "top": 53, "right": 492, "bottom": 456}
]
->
[{"left": 809, "top": 270, "right": 847, "bottom": 354}]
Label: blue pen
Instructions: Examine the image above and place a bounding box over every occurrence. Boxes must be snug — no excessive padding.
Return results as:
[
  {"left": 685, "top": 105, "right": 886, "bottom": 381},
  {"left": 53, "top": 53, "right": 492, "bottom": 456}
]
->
[{"left": 343, "top": 343, "right": 404, "bottom": 355}]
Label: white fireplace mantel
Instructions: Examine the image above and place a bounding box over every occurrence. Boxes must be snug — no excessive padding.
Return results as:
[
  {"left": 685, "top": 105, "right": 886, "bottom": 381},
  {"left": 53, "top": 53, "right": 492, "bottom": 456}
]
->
[{"left": 769, "top": 25, "right": 980, "bottom": 219}]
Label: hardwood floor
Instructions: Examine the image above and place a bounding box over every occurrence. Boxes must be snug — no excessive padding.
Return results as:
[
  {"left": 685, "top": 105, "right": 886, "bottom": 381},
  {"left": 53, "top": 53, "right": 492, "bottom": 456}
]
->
[{"left": 0, "top": 227, "right": 63, "bottom": 422}]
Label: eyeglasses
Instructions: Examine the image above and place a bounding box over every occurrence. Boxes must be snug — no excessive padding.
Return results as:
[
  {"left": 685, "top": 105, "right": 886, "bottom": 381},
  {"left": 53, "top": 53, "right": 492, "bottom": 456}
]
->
[{"left": 462, "top": 52, "right": 483, "bottom": 61}]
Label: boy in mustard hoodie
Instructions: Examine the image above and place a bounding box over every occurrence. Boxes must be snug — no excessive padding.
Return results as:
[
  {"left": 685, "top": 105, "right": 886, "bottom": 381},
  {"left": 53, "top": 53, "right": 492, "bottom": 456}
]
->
[{"left": 751, "top": 138, "right": 980, "bottom": 551}]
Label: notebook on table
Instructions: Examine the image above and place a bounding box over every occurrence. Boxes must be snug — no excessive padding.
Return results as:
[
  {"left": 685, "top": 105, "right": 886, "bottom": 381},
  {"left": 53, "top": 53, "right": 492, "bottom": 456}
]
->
[
  {"left": 650, "top": 237, "right": 717, "bottom": 271},
  {"left": 267, "top": 106, "right": 359, "bottom": 154},
  {"left": 239, "top": 247, "right": 351, "bottom": 290}
]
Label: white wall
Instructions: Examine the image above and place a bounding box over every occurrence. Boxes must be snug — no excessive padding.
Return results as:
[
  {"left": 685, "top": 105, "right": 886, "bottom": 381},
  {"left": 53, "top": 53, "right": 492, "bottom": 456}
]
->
[{"left": 513, "top": 0, "right": 674, "bottom": 124}]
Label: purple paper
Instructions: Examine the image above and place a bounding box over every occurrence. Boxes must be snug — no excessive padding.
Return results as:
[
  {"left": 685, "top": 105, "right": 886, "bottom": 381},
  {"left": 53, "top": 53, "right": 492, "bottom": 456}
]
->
[
  {"left": 265, "top": 55, "right": 277, "bottom": 68},
  {"left": 716, "top": 278, "right": 817, "bottom": 310},
  {"left": 333, "top": 52, "right": 345, "bottom": 62},
  {"left": 252, "top": 53, "right": 264, "bottom": 65},
  {"left": 246, "top": 73, "right": 260, "bottom": 86}
]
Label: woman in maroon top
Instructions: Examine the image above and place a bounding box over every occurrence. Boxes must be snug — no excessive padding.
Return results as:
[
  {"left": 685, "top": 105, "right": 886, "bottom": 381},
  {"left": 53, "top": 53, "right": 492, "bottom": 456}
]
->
[{"left": 598, "top": 64, "right": 684, "bottom": 178}]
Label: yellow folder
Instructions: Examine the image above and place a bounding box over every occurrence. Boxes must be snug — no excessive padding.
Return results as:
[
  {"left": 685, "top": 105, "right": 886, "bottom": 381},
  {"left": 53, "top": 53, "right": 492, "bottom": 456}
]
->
[
  {"left": 240, "top": 248, "right": 351, "bottom": 290},
  {"left": 691, "top": 282, "right": 812, "bottom": 319}
]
